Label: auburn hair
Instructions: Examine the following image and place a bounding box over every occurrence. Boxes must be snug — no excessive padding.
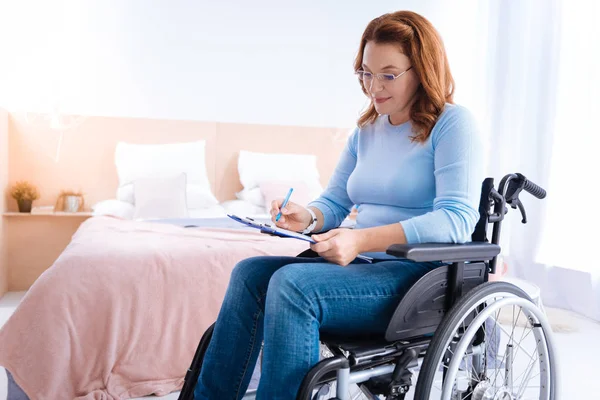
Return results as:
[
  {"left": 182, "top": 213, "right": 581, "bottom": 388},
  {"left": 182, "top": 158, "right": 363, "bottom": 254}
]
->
[{"left": 354, "top": 11, "right": 455, "bottom": 143}]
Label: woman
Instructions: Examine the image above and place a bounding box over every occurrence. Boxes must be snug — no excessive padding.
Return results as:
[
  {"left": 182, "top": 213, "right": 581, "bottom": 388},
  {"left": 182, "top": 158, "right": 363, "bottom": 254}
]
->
[{"left": 194, "top": 10, "right": 483, "bottom": 399}]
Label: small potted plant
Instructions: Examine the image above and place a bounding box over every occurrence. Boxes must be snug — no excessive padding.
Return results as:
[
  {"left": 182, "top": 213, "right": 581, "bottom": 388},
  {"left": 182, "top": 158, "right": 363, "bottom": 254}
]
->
[{"left": 10, "top": 181, "right": 40, "bottom": 213}]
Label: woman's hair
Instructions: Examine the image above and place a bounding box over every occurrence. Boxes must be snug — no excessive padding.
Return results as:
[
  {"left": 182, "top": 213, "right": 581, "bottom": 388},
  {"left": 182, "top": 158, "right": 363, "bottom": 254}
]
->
[{"left": 354, "top": 11, "right": 454, "bottom": 143}]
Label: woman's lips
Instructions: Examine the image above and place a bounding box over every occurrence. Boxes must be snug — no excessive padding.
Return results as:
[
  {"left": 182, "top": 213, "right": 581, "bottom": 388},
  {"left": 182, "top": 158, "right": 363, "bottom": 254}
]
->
[{"left": 374, "top": 97, "right": 391, "bottom": 104}]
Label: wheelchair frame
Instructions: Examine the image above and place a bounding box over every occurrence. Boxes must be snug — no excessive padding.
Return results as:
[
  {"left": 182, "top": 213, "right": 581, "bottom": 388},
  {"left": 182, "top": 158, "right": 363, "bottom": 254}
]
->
[{"left": 178, "top": 173, "right": 556, "bottom": 400}]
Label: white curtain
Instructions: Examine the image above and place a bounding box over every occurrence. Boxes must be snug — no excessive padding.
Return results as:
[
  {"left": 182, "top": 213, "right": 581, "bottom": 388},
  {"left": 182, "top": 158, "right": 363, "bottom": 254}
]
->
[
  {"left": 466, "top": 0, "right": 600, "bottom": 320},
  {"left": 536, "top": 0, "right": 600, "bottom": 320}
]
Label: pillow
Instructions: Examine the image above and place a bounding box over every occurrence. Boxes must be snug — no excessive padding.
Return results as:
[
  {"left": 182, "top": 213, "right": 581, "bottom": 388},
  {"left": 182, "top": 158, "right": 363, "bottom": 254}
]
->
[
  {"left": 221, "top": 199, "right": 268, "bottom": 217},
  {"left": 133, "top": 173, "right": 189, "bottom": 220},
  {"left": 259, "top": 181, "right": 312, "bottom": 211},
  {"left": 117, "top": 183, "right": 218, "bottom": 210},
  {"left": 91, "top": 199, "right": 135, "bottom": 219},
  {"left": 237, "top": 150, "right": 322, "bottom": 193},
  {"left": 114, "top": 141, "right": 218, "bottom": 208},
  {"left": 235, "top": 187, "right": 265, "bottom": 206}
]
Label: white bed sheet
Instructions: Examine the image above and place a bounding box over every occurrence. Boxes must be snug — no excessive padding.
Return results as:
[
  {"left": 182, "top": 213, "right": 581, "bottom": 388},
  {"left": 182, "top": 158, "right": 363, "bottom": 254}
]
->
[
  {"left": 91, "top": 199, "right": 270, "bottom": 221},
  {"left": 90, "top": 199, "right": 363, "bottom": 232}
]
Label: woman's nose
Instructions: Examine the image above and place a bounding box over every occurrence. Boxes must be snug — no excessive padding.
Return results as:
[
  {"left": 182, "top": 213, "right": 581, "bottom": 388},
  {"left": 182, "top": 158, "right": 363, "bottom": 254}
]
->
[{"left": 368, "top": 78, "right": 384, "bottom": 93}]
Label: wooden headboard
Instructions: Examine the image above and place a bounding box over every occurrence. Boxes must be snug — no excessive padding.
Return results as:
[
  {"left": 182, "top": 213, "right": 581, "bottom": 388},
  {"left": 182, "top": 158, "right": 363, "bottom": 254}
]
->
[{"left": 5, "top": 113, "right": 352, "bottom": 210}]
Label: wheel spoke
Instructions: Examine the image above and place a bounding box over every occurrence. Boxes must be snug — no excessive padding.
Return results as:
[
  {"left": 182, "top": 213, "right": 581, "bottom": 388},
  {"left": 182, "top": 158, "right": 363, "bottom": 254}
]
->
[
  {"left": 487, "top": 306, "right": 542, "bottom": 400},
  {"left": 517, "top": 369, "right": 542, "bottom": 398},
  {"left": 512, "top": 349, "right": 538, "bottom": 385},
  {"left": 512, "top": 325, "right": 534, "bottom": 363},
  {"left": 488, "top": 300, "right": 501, "bottom": 380},
  {"left": 496, "top": 323, "right": 536, "bottom": 361}
]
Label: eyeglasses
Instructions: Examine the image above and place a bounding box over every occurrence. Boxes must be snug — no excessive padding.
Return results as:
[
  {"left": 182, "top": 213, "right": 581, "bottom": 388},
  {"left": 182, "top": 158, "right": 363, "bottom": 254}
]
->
[{"left": 355, "top": 66, "right": 413, "bottom": 83}]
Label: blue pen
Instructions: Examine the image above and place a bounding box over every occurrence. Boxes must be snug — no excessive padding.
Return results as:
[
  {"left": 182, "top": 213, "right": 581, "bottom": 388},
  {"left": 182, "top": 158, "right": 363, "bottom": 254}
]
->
[{"left": 275, "top": 188, "right": 294, "bottom": 222}]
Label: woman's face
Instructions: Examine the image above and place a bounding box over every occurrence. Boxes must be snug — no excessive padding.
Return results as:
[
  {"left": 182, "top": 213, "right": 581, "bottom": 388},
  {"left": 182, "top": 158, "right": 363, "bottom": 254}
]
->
[{"left": 361, "top": 41, "right": 420, "bottom": 124}]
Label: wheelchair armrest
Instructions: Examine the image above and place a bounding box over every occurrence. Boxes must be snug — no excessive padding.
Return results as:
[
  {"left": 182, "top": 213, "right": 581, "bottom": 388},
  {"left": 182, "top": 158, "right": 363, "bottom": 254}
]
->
[{"left": 386, "top": 242, "right": 501, "bottom": 263}]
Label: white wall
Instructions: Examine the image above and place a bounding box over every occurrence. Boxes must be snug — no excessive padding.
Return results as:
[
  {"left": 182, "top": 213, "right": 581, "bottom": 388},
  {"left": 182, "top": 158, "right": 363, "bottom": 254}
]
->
[{"left": 0, "top": 0, "right": 481, "bottom": 127}]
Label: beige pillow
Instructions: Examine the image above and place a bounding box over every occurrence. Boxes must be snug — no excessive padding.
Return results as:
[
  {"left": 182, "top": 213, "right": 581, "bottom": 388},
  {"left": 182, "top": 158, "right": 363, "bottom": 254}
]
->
[
  {"left": 133, "top": 173, "right": 189, "bottom": 220},
  {"left": 259, "top": 180, "right": 312, "bottom": 211}
]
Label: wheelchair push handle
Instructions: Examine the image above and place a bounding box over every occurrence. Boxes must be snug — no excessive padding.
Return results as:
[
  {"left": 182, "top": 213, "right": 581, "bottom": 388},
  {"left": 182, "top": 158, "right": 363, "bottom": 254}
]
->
[
  {"left": 522, "top": 177, "right": 546, "bottom": 199},
  {"left": 502, "top": 172, "right": 547, "bottom": 202},
  {"left": 496, "top": 172, "right": 547, "bottom": 225}
]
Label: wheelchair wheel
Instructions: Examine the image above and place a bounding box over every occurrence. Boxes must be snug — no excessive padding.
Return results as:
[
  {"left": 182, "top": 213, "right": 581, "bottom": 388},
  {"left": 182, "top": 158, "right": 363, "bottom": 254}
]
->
[{"left": 414, "top": 281, "right": 557, "bottom": 400}]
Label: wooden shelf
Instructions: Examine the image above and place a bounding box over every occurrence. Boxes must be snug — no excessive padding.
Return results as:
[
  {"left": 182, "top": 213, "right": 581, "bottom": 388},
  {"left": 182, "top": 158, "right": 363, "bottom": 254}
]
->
[{"left": 3, "top": 211, "right": 93, "bottom": 217}]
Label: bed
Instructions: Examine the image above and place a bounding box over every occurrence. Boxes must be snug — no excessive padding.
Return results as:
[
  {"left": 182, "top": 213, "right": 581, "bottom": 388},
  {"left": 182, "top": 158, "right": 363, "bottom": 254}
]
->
[
  {"left": 0, "top": 215, "right": 311, "bottom": 399},
  {"left": 0, "top": 122, "right": 351, "bottom": 399}
]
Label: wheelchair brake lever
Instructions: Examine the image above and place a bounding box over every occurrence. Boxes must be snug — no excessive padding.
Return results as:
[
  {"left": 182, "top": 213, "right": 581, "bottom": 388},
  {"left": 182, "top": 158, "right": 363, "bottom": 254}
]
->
[{"left": 515, "top": 199, "right": 527, "bottom": 223}]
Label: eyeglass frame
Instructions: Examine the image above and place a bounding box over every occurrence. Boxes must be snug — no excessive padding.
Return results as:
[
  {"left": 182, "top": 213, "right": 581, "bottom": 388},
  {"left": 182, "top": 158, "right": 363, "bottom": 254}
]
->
[{"left": 355, "top": 66, "right": 413, "bottom": 84}]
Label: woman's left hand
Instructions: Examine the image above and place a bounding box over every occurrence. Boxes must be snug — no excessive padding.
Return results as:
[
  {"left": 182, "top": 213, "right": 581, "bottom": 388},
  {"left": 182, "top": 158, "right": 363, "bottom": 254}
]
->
[{"left": 310, "top": 229, "right": 364, "bottom": 266}]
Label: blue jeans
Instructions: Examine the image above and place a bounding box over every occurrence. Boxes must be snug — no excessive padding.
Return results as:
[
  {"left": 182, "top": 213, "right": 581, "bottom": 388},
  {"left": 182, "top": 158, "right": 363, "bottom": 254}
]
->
[{"left": 194, "top": 255, "right": 442, "bottom": 400}]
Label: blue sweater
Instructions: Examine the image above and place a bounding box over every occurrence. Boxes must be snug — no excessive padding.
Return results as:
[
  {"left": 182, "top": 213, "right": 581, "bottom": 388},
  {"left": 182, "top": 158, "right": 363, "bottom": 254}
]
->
[{"left": 308, "top": 104, "right": 484, "bottom": 246}]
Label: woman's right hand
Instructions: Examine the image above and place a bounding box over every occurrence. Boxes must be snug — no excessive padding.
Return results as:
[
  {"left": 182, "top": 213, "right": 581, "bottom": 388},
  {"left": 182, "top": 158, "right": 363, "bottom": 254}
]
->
[{"left": 270, "top": 199, "right": 312, "bottom": 232}]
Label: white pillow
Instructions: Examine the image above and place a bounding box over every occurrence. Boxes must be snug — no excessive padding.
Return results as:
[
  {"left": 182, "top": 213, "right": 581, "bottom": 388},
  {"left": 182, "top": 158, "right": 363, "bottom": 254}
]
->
[
  {"left": 117, "top": 183, "right": 218, "bottom": 210},
  {"left": 133, "top": 173, "right": 189, "bottom": 220},
  {"left": 114, "top": 141, "right": 218, "bottom": 208},
  {"left": 221, "top": 199, "right": 268, "bottom": 217},
  {"left": 91, "top": 199, "right": 135, "bottom": 219},
  {"left": 237, "top": 150, "right": 322, "bottom": 193},
  {"left": 236, "top": 184, "right": 323, "bottom": 207},
  {"left": 235, "top": 187, "right": 265, "bottom": 206}
]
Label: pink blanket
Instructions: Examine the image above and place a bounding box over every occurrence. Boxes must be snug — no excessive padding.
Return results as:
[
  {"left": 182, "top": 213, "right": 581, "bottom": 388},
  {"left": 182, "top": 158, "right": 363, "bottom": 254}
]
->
[{"left": 0, "top": 216, "right": 309, "bottom": 399}]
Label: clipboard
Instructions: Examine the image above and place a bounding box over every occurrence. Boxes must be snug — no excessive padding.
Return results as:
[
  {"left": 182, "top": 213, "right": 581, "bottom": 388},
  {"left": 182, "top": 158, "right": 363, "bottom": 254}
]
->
[
  {"left": 227, "top": 214, "right": 373, "bottom": 262},
  {"left": 227, "top": 214, "right": 317, "bottom": 243}
]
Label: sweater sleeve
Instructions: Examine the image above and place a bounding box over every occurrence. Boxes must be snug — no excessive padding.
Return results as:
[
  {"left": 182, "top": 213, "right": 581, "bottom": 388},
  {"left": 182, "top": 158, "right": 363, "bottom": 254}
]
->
[
  {"left": 307, "top": 129, "right": 358, "bottom": 232},
  {"left": 400, "top": 107, "right": 484, "bottom": 244}
]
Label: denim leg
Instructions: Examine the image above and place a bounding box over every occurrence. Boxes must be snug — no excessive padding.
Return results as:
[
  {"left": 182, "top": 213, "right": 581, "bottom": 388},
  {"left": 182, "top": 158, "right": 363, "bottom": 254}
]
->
[
  {"left": 194, "top": 255, "right": 326, "bottom": 400},
  {"left": 6, "top": 370, "right": 30, "bottom": 400},
  {"left": 257, "top": 259, "right": 441, "bottom": 400}
]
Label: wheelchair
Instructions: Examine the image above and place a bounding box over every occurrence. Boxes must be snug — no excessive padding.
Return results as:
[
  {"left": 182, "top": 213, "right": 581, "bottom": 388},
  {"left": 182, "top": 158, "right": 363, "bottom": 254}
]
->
[{"left": 178, "top": 173, "right": 557, "bottom": 400}]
